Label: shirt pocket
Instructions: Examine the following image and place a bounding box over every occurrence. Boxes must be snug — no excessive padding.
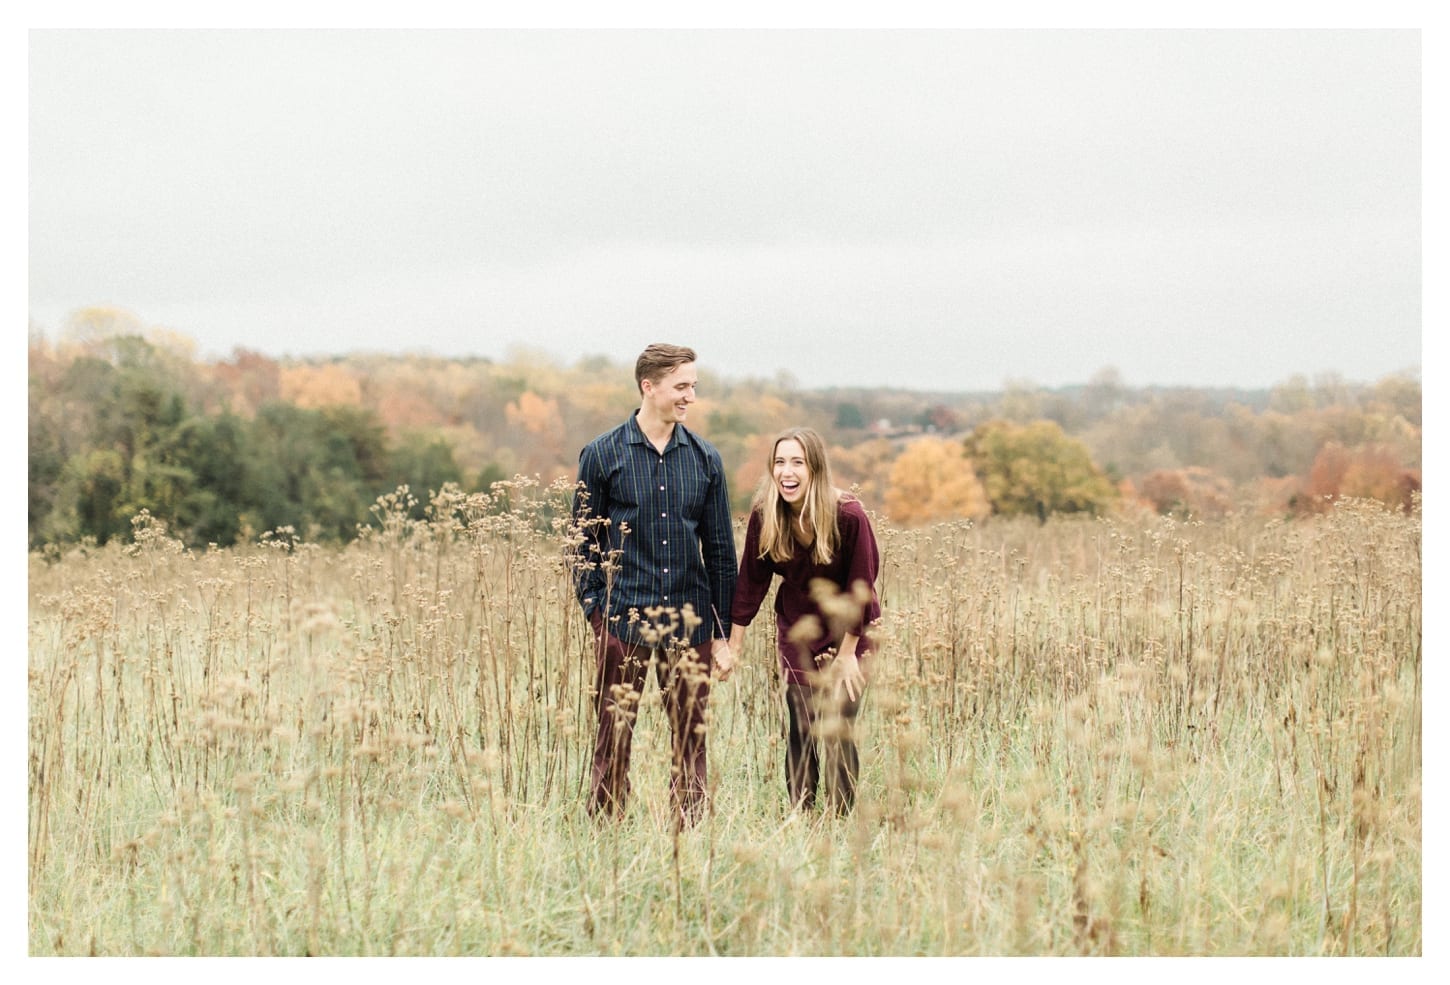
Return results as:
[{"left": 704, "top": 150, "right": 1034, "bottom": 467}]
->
[
  {"left": 670, "top": 459, "right": 712, "bottom": 517},
  {"left": 606, "top": 460, "right": 646, "bottom": 511}
]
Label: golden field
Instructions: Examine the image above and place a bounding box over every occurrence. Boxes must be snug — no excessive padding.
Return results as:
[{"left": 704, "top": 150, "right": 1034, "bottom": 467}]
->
[{"left": 27, "top": 480, "right": 1421, "bottom": 956}]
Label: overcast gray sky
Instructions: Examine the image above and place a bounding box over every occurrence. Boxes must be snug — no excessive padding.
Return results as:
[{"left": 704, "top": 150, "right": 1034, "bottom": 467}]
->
[{"left": 28, "top": 27, "right": 1423, "bottom": 392}]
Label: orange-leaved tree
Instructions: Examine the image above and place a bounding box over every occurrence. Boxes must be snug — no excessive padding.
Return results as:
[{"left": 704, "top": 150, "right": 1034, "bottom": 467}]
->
[
  {"left": 505, "top": 390, "right": 568, "bottom": 479},
  {"left": 1298, "top": 442, "right": 1418, "bottom": 513},
  {"left": 1136, "top": 466, "right": 1234, "bottom": 518}
]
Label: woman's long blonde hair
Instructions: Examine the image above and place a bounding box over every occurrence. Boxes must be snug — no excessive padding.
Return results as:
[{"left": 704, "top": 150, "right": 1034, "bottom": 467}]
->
[{"left": 752, "top": 427, "right": 843, "bottom": 566}]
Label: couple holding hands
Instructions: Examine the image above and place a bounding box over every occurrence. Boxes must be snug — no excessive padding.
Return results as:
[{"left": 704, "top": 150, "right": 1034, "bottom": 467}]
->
[{"left": 572, "top": 343, "right": 881, "bottom": 827}]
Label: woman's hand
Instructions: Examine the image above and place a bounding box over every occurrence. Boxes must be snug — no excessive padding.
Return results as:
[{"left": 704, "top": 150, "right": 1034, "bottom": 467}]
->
[{"left": 834, "top": 649, "right": 864, "bottom": 703}]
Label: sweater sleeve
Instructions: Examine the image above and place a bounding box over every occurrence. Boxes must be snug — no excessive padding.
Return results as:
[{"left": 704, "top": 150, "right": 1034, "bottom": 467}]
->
[
  {"left": 730, "top": 510, "right": 774, "bottom": 629},
  {"left": 840, "top": 499, "right": 882, "bottom": 634}
]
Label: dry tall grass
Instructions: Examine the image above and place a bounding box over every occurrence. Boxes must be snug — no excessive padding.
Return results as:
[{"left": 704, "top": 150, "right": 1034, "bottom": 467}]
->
[{"left": 27, "top": 481, "right": 1421, "bottom": 955}]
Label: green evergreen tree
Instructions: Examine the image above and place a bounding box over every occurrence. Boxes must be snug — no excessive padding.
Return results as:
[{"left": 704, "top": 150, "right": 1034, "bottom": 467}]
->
[{"left": 390, "top": 433, "right": 464, "bottom": 518}]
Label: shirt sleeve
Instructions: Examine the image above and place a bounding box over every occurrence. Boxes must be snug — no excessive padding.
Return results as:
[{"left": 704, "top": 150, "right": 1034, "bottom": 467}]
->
[
  {"left": 571, "top": 441, "right": 609, "bottom": 616},
  {"left": 699, "top": 448, "right": 738, "bottom": 638},
  {"left": 730, "top": 509, "right": 774, "bottom": 629}
]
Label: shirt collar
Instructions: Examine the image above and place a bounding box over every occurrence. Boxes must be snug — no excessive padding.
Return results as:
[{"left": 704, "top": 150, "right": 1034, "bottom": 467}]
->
[{"left": 626, "top": 413, "right": 692, "bottom": 453}]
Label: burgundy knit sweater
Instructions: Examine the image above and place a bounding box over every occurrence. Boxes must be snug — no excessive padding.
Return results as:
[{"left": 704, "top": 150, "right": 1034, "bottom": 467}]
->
[{"left": 731, "top": 495, "right": 881, "bottom": 685}]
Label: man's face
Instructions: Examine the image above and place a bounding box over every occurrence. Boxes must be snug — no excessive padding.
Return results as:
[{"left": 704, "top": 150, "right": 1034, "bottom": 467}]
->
[{"left": 641, "top": 361, "right": 698, "bottom": 424}]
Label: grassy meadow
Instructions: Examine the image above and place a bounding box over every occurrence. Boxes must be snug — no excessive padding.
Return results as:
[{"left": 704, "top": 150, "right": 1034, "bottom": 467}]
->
[{"left": 27, "top": 480, "right": 1422, "bottom": 956}]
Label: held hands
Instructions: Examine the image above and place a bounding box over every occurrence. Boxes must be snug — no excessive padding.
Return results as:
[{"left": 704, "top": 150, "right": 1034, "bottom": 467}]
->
[
  {"left": 714, "top": 635, "right": 864, "bottom": 697},
  {"left": 712, "top": 639, "right": 736, "bottom": 681}
]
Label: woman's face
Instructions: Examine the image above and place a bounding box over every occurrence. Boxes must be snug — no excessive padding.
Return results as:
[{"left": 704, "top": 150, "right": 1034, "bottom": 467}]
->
[{"left": 772, "top": 438, "right": 811, "bottom": 510}]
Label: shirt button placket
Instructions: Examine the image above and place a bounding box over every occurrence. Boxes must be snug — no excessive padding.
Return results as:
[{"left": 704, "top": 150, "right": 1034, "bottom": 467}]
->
[{"left": 658, "top": 453, "right": 667, "bottom": 600}]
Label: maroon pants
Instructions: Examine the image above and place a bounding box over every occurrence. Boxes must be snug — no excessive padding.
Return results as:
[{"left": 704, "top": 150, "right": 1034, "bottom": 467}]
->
[{"left": 588, "top": 610, "right": 715, "bottom": 826}]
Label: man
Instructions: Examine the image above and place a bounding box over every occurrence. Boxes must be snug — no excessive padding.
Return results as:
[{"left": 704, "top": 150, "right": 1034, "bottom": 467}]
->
[{"left": 571, "top": 343, "right": 737, "bottom": 826}]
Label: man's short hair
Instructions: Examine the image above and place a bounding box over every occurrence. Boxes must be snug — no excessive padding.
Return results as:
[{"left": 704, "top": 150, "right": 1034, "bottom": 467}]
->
[{"left": 635, "top": 343, "right": 698, "bottom": 393}]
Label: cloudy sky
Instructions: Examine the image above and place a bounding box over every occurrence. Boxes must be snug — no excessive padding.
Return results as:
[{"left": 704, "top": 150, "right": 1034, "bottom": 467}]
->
[{"left": 27, "top": 26, "right": 1424, "bottom": 393}]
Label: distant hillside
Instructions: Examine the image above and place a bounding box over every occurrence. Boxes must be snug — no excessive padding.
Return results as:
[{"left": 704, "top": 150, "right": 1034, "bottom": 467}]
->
[{"left": 29, "top": 324, "right": 1421, "bottom": 547}]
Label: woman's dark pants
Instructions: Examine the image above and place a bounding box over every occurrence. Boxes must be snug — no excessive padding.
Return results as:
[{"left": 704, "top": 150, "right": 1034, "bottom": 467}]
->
[{"left": 783, "top": 681, "right": 861, "bottom": 815}]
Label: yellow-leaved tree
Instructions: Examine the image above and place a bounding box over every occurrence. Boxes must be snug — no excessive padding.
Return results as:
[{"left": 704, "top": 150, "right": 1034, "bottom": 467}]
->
[
  {"left": 279, "top": 362, "right": 363, "bottom": 409},
  {"left": 883, "top": 436, "right": 990, "bottom": 526}
]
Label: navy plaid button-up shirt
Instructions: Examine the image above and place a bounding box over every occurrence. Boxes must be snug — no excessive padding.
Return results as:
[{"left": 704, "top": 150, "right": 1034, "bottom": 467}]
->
[{"left": 572, "top": 414, "right": 737, "bottom": 648}]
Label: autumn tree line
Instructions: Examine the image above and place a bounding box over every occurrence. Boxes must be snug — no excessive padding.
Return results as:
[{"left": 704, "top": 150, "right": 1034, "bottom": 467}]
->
[{"left": 28, "top": 308, "right": 1421, "bottom": 551}]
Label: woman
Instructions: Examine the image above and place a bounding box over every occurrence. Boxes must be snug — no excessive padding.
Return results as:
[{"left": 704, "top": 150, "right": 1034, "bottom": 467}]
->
[{"left": 718, "top": 426, "right": 881, "bottom": 814}]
